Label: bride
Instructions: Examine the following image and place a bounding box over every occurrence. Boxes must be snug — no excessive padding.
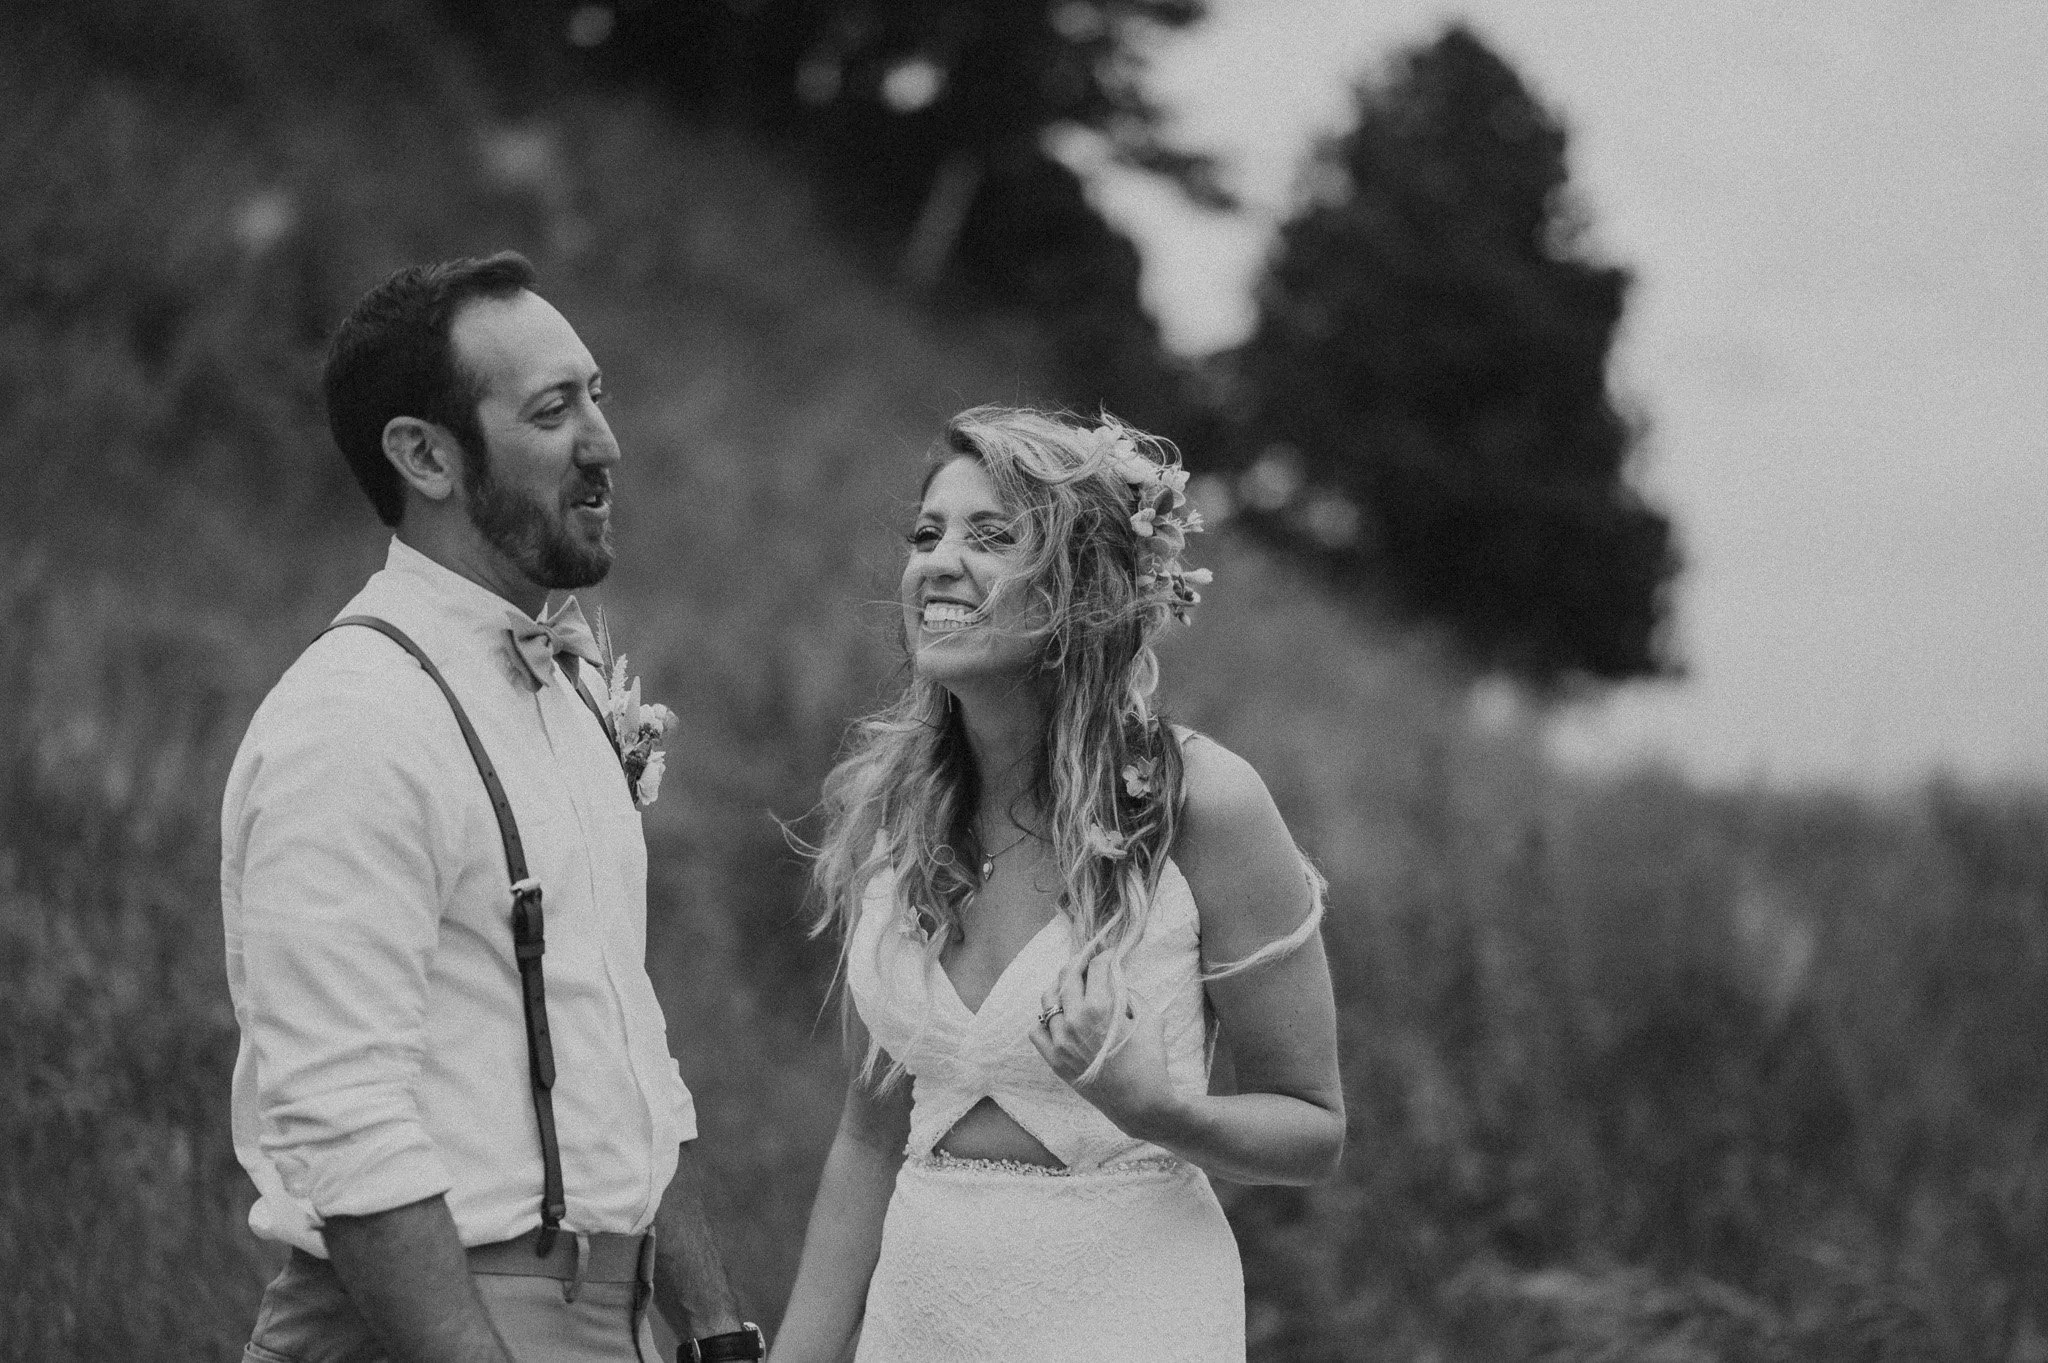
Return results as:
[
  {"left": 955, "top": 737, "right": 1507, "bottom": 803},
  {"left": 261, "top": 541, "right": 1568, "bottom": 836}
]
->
[{"left": 770, "top": 407, "right": 1344, "bottom": 1362}]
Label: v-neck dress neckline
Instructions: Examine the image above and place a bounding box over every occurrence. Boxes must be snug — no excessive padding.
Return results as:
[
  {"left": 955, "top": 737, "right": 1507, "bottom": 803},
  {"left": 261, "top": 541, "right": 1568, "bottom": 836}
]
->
[
  {"left": 937, "top": 911, "right": 1066, "bottom": 1019},
  {"left": 847, "top": 857, "right": 1211, "bottom": 1173}
]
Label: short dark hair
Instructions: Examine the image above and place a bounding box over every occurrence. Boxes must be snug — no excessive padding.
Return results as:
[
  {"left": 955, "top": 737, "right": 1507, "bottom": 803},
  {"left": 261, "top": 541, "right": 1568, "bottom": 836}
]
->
[{"left": 322, "top": 251, "right": 537, "bottom": 526}]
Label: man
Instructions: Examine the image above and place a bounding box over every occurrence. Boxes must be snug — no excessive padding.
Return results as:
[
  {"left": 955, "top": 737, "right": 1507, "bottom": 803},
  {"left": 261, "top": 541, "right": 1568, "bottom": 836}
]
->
[{"left": 223, "top": 252, "right": 761, "bottom": 1362}]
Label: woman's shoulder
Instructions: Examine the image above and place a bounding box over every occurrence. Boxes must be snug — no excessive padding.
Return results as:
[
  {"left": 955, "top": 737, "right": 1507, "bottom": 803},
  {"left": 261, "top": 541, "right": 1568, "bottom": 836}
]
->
[
  {"left": 1170, "top": 728, "right": 1277, "bottom": 831},
  {"left": 1167, "top": 728, "right": 1320, "bottom": 950}
]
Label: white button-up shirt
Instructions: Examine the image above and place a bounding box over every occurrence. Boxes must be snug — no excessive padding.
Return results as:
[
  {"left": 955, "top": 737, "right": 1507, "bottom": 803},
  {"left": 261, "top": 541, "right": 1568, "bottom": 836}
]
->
[{"left": 222, "top": 538, "right": 695, "bottom": 1256}]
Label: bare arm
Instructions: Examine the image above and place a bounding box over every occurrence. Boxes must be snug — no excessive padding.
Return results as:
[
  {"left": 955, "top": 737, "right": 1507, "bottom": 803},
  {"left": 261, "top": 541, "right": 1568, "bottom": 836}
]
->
[
  {"left": 323, "top": 1194, "right": 514, "bottom": 1363},
  {"left": 769, "top": 1043, "right": 912, "bottom": 1363},
  {"left": 1033, "top": 736, "right": 1345, "bottom": 1186}
]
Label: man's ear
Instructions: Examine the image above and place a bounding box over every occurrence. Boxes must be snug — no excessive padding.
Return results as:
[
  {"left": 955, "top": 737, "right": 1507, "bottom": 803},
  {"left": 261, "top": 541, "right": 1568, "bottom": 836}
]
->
[{"left": 382, "top": 416, "right": 461, "bottom": 503}]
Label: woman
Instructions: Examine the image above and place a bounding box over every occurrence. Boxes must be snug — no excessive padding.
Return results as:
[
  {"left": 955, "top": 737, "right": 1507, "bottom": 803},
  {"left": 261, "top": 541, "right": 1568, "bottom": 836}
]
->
[{"left": 771, "top": 407, "right": 1344, "bottom": 1362}]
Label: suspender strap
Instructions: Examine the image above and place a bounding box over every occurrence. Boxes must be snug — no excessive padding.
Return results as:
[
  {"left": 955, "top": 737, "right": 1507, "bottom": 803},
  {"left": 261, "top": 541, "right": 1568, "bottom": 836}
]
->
[
  {"left": 559, "top": 658, "right": 634, "bottom": 800},
  {"left": 569, "top": 667, "right": 614, "bottom": 744},
  {"left": 322, "top": 615, "right": 567, "bottom": 1255}
]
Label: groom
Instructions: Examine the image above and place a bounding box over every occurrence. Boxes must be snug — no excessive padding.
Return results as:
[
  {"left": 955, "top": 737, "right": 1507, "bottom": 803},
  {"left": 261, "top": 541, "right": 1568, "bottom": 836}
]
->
[{"left": 222, "top": 252, "right": 762, "bottom": 1362}]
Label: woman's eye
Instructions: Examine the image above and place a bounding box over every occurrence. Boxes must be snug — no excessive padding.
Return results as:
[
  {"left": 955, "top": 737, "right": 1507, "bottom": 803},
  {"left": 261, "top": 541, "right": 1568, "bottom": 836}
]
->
[
  {"left": 907, "top": 526, "right": 943, "bottom": 549},
  {"left": 973, "top": 525, "right": 1015, "bottom": 549}
]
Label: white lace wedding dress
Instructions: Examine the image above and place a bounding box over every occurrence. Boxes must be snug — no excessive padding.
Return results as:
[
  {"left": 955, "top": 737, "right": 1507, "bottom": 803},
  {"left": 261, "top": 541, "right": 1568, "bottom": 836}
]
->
[{"left": 845, "top": 858, "right": 1245, "bottom": 1362}]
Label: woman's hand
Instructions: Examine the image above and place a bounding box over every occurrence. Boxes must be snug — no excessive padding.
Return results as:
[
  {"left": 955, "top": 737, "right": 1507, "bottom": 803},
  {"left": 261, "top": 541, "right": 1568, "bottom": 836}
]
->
[
  {"left": 1029, "top": 954, "right": 1181, "bottom": 1140},
  {"left": 769, "top": 1034, "right": 911, "bottom": 1363}
]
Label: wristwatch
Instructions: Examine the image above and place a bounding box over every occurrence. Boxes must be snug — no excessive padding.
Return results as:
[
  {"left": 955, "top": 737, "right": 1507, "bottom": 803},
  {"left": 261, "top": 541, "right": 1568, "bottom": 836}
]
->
[{"left": 685, "top": 1322, "right": 765, "bottom": 1362}]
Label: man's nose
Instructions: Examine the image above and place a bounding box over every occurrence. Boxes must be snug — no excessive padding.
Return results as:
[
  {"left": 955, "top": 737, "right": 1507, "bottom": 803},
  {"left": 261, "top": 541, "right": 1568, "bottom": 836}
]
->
[{"left": 579, "top": 406, "right": 621, "bottom": 466}]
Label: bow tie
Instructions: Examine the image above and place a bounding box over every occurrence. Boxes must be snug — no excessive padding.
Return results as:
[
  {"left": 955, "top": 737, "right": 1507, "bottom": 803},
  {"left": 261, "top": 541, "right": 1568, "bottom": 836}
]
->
[{"left": 507, "top": 596, "right": 605, "bottom": 689}]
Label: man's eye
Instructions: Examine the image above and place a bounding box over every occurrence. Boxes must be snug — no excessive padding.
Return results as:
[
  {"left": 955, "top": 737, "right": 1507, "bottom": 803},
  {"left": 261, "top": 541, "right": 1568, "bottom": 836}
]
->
[{"left": 590, "top": 386, "right": 608, "bottom": 405}]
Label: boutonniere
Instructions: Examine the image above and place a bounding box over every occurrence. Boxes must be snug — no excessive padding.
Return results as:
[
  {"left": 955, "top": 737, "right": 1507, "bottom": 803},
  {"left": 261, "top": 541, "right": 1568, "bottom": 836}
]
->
[{"left": 593, "top": 611, "right": 677, "bottom": 808}]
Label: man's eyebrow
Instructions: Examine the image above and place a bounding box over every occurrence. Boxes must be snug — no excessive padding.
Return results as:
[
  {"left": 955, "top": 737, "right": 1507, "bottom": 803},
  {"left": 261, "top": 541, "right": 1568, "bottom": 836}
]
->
[{"left": 522, "top": 372, "right": 600, "bottom": 408}]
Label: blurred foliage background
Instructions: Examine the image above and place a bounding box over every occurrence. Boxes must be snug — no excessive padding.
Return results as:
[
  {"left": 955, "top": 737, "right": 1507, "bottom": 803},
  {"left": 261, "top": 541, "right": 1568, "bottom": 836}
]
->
[{"left": 4, "top": 2, "right": 2047, "bottom": 1360}]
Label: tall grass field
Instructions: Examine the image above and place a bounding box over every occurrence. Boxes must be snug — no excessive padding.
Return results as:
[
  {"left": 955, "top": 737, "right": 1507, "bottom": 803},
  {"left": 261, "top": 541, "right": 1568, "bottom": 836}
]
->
[{"left": 6, "top": 9, "right": 2046, "bottom": 1360}]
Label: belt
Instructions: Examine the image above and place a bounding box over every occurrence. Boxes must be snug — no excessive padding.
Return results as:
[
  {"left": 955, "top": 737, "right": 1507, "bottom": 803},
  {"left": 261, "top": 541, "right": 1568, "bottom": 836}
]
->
[
  {"left": 467, "top": 1228, "right": 654, "bottom": 1287},
  {"left": 288, "top": 1227, "right": 655, "bottom": 1310}
]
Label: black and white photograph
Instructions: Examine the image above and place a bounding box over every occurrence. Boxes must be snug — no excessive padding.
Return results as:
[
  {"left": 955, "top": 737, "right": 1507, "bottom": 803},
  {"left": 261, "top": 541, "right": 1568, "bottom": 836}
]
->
[{"left": 4, "top": 1, "right": 2044, "bottom": 1359}]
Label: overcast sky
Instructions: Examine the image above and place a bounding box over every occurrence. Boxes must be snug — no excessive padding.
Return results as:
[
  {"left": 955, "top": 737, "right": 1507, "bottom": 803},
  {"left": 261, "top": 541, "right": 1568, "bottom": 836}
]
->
[{"left": 1077, "top": 0, "right": 2048, "bottom": 790}]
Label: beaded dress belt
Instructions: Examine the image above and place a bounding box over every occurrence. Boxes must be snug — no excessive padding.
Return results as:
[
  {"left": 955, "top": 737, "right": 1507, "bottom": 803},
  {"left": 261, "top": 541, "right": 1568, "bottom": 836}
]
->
[{"left": 908, "top": 1150, "right": 1189, "bottom": 1177}]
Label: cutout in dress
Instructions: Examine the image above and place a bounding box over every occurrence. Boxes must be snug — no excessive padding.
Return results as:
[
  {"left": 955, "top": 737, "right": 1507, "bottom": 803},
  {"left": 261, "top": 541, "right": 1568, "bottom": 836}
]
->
[{"left": 935, "top": 1095, "right": 1065, "bottom": 1168}]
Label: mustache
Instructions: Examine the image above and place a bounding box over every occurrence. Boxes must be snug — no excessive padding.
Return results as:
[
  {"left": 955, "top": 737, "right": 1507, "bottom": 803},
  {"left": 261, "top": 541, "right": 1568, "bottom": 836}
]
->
[{"left": 568, "top": 468, "right": 612, "bottom": 499}]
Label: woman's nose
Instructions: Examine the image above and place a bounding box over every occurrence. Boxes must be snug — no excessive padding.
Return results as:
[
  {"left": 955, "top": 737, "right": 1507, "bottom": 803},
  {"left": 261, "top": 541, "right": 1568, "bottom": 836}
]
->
[{"left": 917, "top": 531, "right": 966, "bottom": 579}]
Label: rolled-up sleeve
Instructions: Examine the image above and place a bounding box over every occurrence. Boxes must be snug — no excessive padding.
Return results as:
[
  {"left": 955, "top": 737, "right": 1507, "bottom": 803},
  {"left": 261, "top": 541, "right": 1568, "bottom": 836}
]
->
[
  {"left": 670, "top": 1058, "right": 698, "bottom": 1145},
  {"left": 233, "top": 668, "right": 454, "bottom": 1221}
]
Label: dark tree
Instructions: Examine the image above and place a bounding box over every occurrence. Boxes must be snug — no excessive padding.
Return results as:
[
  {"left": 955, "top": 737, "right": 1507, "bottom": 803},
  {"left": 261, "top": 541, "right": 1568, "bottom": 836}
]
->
[
  {"left": 432, "top": 0, "right": 1217, "bottom": 428},
  {"left": 1225, "top": 25, "right": 1678, "bottom": 685}
]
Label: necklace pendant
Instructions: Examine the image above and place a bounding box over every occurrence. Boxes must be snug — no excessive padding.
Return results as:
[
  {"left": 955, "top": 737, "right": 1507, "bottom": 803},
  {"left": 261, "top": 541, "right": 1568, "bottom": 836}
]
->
[{"left": 980, "top": 857, "right": 994, "bottom": 880}]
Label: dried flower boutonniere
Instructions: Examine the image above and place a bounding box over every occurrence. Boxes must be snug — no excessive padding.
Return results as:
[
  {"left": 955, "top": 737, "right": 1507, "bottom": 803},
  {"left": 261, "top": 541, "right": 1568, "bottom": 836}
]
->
[{"left": 593, "top": 610, "right": 677, "bottom": 808}]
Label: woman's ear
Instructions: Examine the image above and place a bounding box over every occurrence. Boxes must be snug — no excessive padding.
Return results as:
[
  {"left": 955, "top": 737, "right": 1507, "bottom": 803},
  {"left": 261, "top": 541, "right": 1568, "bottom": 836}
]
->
[{"left": 382, "top": 416, "right": 459, "bottom": 503}]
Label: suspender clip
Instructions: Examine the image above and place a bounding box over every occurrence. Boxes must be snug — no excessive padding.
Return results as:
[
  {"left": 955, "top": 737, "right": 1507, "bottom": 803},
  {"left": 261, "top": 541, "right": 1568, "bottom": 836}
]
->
[{"left": 512, "top": 882, "right": 546, "bottom": 961}]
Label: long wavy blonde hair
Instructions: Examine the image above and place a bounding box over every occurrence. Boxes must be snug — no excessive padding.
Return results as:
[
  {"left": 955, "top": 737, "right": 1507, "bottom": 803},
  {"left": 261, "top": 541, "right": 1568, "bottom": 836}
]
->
[{"left": 810, "top": 405, "right": 1318, "bottom": 1083}]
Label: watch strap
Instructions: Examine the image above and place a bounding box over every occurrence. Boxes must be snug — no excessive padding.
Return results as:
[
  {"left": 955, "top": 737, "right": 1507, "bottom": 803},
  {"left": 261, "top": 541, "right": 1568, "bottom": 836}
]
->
[{"left": 688, "top": 1322, "right": 765, "bottom": 1362}]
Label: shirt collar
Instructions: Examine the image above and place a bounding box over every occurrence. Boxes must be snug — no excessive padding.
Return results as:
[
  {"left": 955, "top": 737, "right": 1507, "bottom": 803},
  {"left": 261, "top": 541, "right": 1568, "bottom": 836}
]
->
[{"left": 382, "top": 535, "right": 547, "bottom": 627}]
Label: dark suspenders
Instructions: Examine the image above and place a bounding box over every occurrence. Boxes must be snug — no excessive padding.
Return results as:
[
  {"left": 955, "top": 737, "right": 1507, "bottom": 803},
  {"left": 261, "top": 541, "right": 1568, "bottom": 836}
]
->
[{"left": 321, "top": 615, "right": 574, "bottom": 1256}]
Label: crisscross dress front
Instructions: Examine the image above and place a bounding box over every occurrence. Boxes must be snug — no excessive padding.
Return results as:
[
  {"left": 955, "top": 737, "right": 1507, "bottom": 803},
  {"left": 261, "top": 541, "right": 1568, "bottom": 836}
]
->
[{"left": 845, "top": 858, "right": 1244, "bottom": 1362}]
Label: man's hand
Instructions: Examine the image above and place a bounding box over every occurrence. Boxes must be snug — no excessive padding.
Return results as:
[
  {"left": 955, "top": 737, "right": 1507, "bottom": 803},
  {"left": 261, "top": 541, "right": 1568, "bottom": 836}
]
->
[
  {"left": 652, "top": 1142, "right": 748, "bottom": 1343},
  {"left": 323, "top": 1194, "right": 515, "bottom": 1363}
]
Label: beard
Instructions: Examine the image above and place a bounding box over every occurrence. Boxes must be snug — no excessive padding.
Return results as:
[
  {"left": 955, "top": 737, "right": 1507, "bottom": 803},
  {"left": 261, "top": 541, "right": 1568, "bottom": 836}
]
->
[{"left": 463, "top": 448, "right": 613, "bottom": 591}]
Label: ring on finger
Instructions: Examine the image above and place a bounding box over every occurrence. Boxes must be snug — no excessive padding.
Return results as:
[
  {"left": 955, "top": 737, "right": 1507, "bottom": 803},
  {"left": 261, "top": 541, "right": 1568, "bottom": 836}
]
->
[{"left": 1037, "top": 1003, "right": 1064, "bottom": 1027}]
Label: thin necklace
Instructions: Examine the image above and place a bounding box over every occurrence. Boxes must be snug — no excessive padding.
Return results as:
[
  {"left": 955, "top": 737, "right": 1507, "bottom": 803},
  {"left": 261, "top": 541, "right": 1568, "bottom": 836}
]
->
[{"left": 978, "top": 824, "right": 1034, "bottom": 880}]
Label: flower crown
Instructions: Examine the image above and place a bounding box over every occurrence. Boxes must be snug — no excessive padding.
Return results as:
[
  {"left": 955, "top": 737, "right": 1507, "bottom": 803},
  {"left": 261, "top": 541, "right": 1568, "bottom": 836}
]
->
[{"left": 1083, "top": 422, "right": 1213, "bottom": 623}]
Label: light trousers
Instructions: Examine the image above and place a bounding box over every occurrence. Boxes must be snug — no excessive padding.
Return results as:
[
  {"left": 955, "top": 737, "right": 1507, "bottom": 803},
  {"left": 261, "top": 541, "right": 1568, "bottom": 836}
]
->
[{"left": 242, "top": 1247, "right": 659, "bottom": 1363}]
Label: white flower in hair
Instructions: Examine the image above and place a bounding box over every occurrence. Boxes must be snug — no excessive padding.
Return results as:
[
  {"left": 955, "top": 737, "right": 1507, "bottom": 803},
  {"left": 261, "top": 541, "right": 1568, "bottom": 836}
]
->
[
  {"left": 1091, "top": 420, "right": 1212, "bottom": 623},
  {"left": 1084, "top": 821, "right": 1131, "bottom": 860},
  {"left": 1121, "top": 757, "right": 1158, "bottom": 798}
]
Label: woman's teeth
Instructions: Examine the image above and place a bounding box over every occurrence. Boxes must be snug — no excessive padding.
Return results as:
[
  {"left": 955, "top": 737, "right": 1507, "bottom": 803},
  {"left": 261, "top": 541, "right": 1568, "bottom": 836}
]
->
[{"left": 921, "top": 601, "right": 977, "bottom": 630}]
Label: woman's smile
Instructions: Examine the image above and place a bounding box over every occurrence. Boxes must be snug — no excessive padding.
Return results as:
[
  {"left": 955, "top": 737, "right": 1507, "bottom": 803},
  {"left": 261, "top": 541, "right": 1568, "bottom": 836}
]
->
[
  {"left": 900, "top": 457, "right": 1038, "bottom": 682},
  {"left": 920, "top": 599, "right": 981, "bottom": 631}
]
